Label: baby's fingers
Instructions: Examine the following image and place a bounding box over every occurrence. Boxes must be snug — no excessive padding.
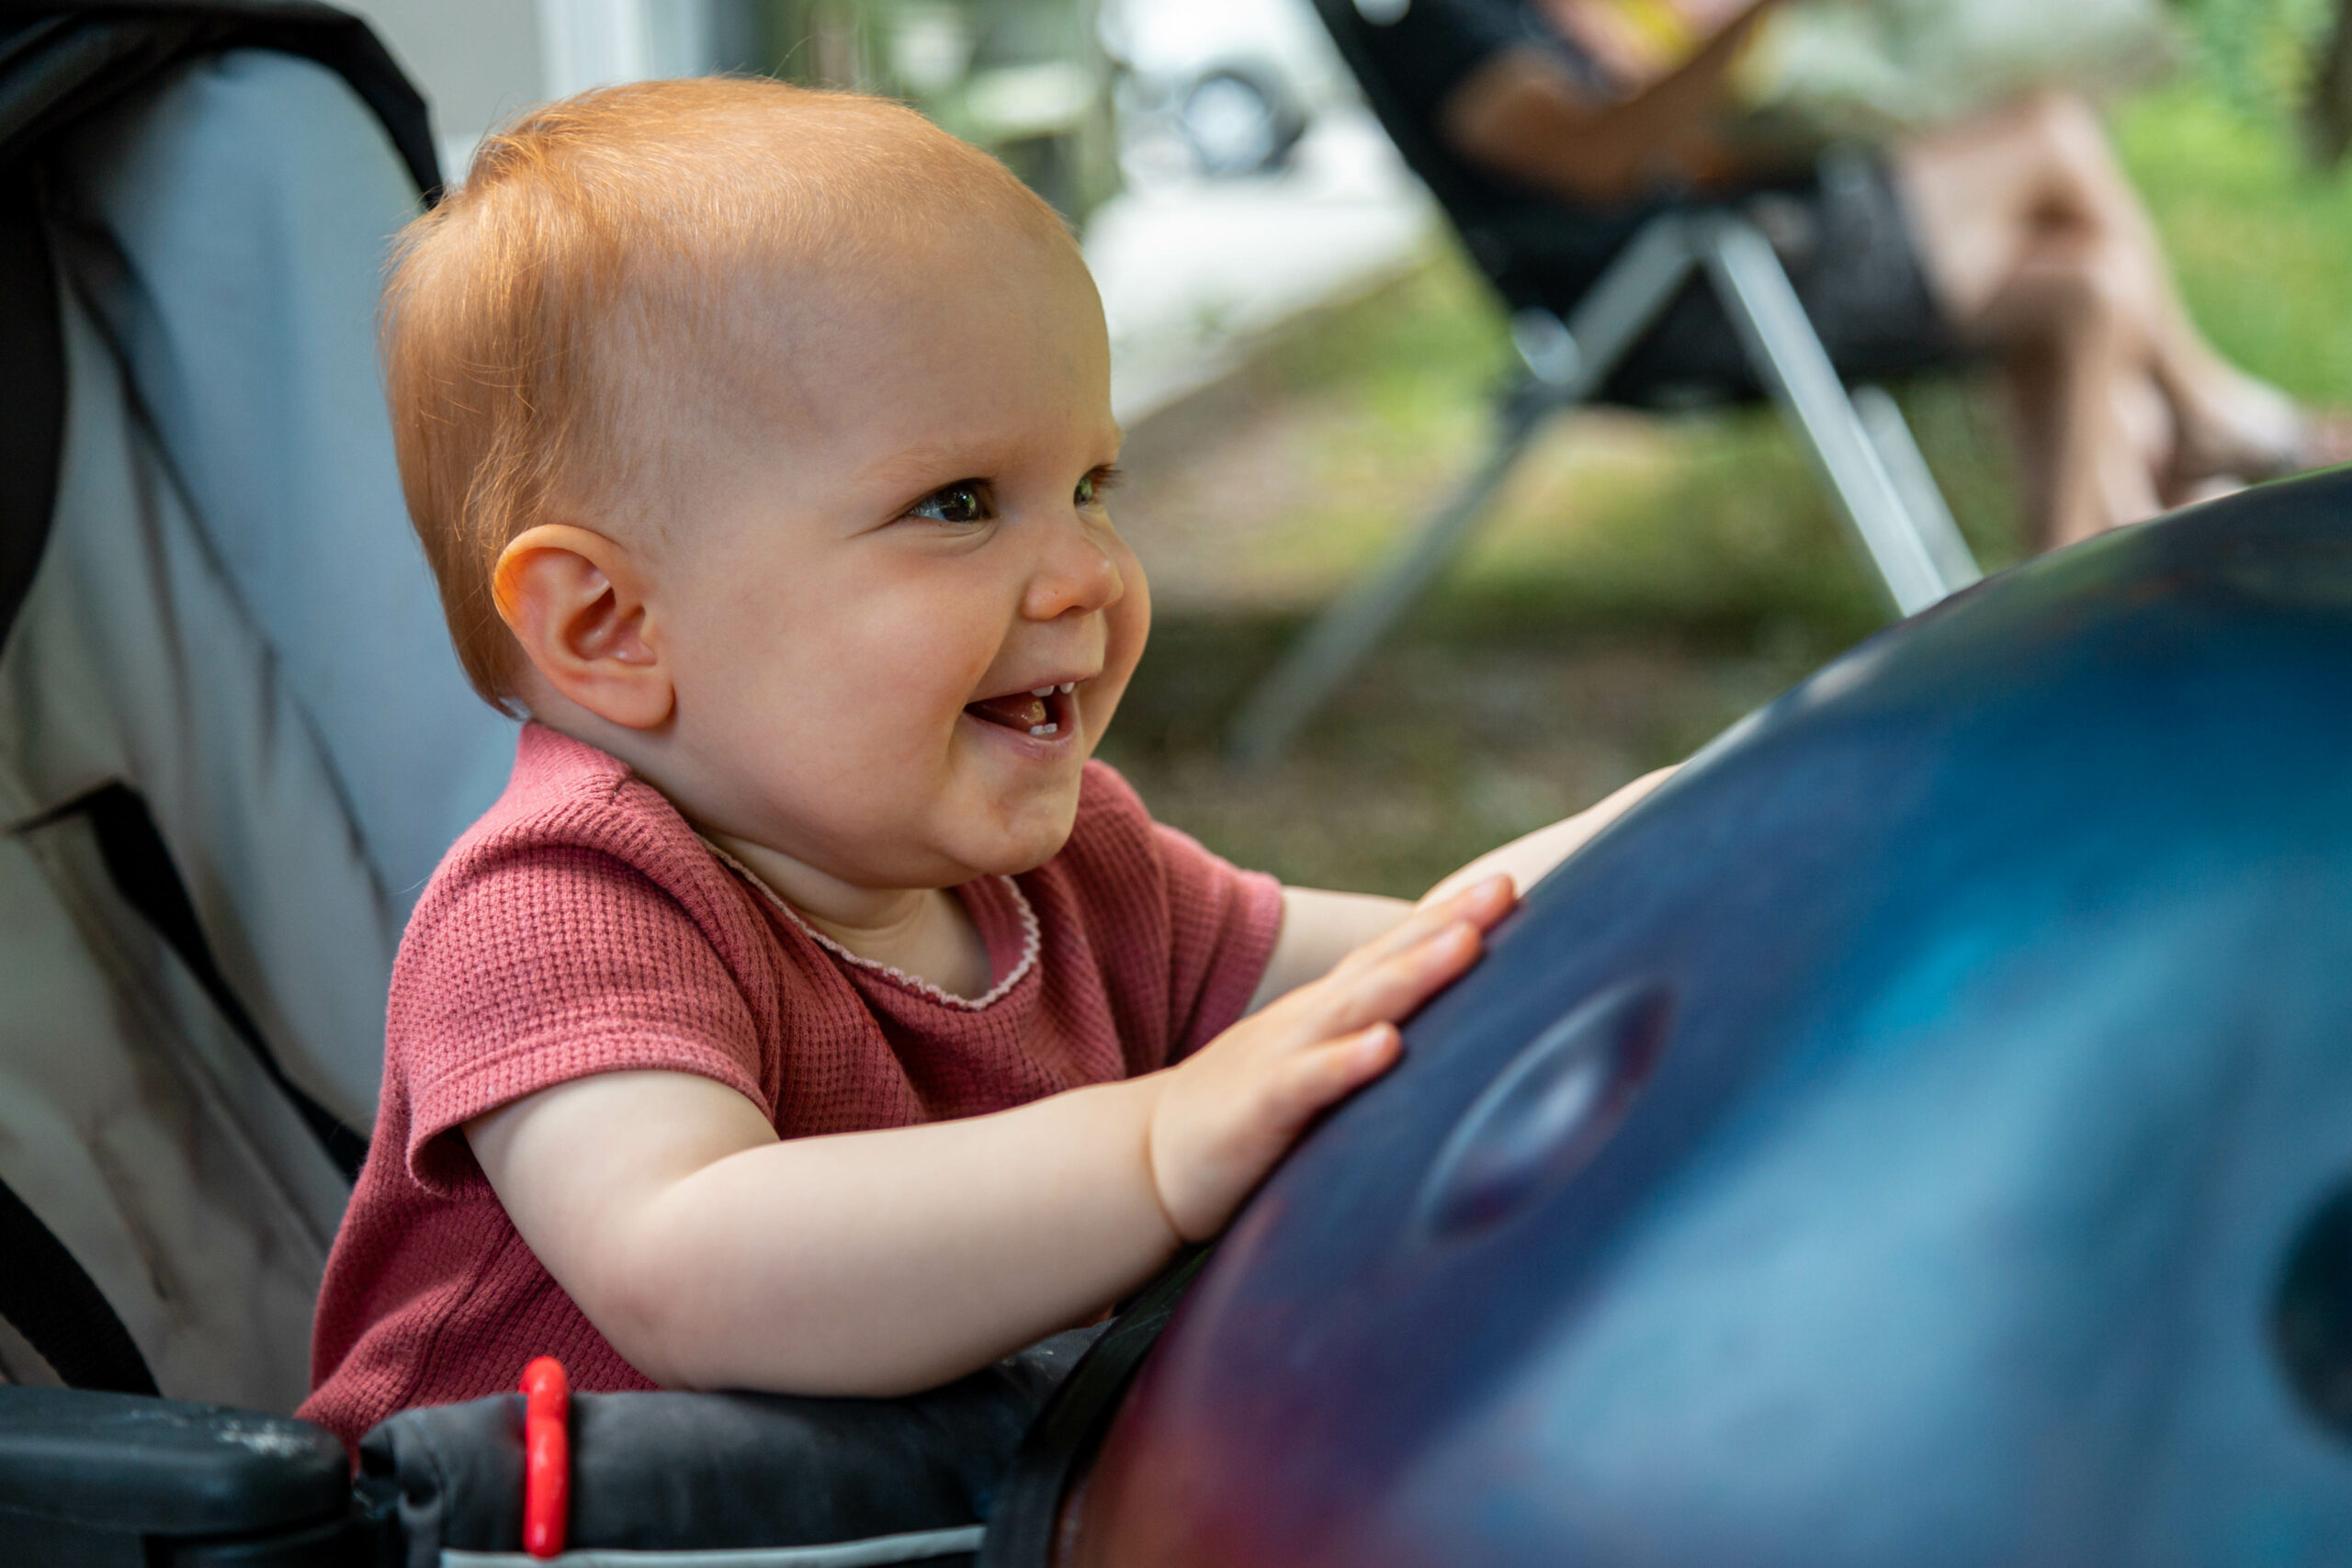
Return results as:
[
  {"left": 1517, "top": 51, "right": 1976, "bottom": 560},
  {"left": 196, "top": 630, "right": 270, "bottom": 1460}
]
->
[
  {"left": 1266, "top": 1023, "right": 1402, "bottom": 1129},
  {"left": 1152, "top": 1021, "right": 1406, "bottom": 1240},
  {"left": 1305, "top": 918, "right": 1485, "bottom": 1037},
  {"left": 1338, "top": 875, "right": 1515, "bottom": 976}
]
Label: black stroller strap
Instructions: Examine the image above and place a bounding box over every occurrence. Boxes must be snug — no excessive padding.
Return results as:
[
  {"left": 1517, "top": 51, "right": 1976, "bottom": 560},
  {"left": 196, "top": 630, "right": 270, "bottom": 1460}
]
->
[
  {"left": 0, "top": 1172, "right": 158, "bottom": 1393},
  {"left": 976, "top": 1247, "right": 1212, "bottom": 1568},
  {"left": 27, "top": 783, "right": 370, "bottom": 1182},
  {"left": 0, "top": 164, "right": 60, "bottom": 661}
]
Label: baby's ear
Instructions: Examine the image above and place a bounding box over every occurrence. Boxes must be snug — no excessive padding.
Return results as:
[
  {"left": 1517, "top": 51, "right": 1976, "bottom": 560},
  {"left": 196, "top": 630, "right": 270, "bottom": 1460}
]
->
[{"left": 492, "top": 525, "right": 674, "bottom": 729}]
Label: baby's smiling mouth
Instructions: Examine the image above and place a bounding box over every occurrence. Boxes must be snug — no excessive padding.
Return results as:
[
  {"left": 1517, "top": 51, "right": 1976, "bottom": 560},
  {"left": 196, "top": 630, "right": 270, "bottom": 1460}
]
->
[{"left": 965, "top": 681, "right": 1079, "bottom": 739}]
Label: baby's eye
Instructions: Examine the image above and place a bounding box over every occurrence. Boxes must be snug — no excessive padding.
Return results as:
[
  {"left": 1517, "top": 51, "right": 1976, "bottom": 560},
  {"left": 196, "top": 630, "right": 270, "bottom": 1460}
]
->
[
  {"left": 907, "top": 480, "right": 993, "bottom": 525},
  {"left": 1075, "top": 466, "right": 1124, "bottom": 511}
]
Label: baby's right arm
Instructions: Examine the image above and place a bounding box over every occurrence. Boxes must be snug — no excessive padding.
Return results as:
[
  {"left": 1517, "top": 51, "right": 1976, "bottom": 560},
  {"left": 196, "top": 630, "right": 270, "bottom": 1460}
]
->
[{"left": 464, "top": 875, "right": 1515, "bottom": 1398}]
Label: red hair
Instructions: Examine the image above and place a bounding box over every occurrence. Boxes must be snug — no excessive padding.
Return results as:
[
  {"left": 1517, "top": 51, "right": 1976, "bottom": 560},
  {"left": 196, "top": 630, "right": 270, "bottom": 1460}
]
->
[{"left": 382, "top": 77, "right": 1074, "bottom": 708}]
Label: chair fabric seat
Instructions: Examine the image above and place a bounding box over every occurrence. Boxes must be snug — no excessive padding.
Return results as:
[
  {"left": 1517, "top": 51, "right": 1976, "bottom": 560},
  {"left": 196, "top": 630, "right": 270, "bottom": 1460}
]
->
[{"left": 1475, "top": 154, "right": 1965, "bottom": 408}]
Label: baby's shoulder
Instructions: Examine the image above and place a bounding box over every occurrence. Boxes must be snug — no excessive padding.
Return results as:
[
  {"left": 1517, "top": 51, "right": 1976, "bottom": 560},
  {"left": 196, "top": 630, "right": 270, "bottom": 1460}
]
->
[
  {"left": 381, "top": 727, "right": 781, "bottom": 1171},
  {"left": 438, "top": 723, "right": 675, "bottom": 867},
  {"left": 397, "top": 723, "right": 761, "bottom": 985}
]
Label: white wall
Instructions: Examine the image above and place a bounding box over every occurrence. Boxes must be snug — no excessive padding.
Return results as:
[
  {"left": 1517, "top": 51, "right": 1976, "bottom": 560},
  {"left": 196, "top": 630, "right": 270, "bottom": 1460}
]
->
[{"left": 337, "top": 0, "right": 722, "bottom": 181}]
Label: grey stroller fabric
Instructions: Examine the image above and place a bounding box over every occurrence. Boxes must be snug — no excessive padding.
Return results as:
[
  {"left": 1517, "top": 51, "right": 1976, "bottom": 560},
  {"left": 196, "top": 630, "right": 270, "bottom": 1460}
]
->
[
  {"left": 0, "top": 47, "right": 512, "bottom": 1408},
  {"left": 50, "top": 46, "right": 515, "bottom": 927},
  {"left": 40, "top": 45, "right": 514, "bottom": 1121}
]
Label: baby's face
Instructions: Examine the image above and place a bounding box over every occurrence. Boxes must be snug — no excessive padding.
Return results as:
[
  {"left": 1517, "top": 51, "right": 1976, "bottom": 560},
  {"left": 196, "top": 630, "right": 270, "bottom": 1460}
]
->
[{"left": 650, "top": 228, "right": 1144, "bottom": 892}]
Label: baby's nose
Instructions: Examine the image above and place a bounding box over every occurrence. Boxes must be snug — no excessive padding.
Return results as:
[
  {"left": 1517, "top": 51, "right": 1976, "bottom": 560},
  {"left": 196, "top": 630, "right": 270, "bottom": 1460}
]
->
[{"left": 1024, "top": 528, "right": 1123, "bottom": 620}]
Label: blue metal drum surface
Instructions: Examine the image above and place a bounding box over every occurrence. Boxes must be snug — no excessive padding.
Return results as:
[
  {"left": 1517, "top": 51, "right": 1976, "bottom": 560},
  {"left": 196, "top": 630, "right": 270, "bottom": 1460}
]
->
[{"left": 1069, "top": 472, "right": 2352, "bottom": 1566}]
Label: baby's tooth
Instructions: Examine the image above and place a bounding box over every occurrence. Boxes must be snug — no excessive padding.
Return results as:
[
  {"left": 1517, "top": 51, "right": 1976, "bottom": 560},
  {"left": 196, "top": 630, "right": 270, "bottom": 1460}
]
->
[
  {"left": 1058, "top": 682, "right": 1076, "bottom": 694},
  {"left": 1031, "top": 686, "right": 1055, "bottom": 698},
  {"left": 1029, "top": 722, "right": 1060, "bottom": 737}
]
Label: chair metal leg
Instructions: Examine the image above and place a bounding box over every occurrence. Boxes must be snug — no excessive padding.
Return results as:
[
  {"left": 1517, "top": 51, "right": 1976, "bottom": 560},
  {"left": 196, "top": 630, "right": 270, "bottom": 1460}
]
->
[
  {"left": 1697, "top": 214, "right": 1962, "bottom": 616},
  {"left": 1851, "top": 385, "right": 1982, "bottom": 593},
  {"left": 1224, "top": 389, "right": 1550, "bottom": 767},
  {"left": 1225, "top": 217, "right": 1704, "bottom": 766}
]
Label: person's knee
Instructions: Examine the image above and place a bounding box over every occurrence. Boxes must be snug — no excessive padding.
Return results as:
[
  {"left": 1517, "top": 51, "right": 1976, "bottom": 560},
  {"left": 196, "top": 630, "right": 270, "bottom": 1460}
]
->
[
  {"left": 2017, "top": 91, "right": 2119, "bottom": 196},
  {"left": 1984, "top": 242, "right": 2137, "bottom": 348},
  {"left": 2065, "top": 246, "right": 2139, "bottom": 316}
]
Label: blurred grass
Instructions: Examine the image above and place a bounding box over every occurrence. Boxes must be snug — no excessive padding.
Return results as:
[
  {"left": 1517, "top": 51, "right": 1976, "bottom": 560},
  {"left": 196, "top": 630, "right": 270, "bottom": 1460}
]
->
[
  {"left": 1098, "top": 74, "right": 2352, "bottom": 897},
  {"left": 2114, "top": 84, "right": 2352, "bottom": 402}
]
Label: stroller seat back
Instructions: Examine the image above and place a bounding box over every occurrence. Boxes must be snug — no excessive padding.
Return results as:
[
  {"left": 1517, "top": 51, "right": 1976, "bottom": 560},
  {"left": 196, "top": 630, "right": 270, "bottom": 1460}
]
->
[{"left": 0, "top": 6, "right": 514, "bottom": 1411}]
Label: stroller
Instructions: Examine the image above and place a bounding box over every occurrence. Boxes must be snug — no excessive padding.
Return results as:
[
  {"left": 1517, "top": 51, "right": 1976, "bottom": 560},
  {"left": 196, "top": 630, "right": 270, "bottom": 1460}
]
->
[{"left": 0, "top": 5, "right": 1125, "bottom": 1562}]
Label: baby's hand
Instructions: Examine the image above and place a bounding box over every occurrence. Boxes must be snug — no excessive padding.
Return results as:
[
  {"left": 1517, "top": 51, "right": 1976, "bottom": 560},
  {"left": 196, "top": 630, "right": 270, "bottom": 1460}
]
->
[{"left": 1146, "top": 876, "right": 1516, "bottom": 1240}]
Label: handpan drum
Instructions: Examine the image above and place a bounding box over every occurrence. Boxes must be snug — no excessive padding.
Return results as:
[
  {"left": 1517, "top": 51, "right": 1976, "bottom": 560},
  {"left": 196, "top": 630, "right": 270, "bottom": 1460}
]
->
[{"left": 1066, "top": 470, "right": 2352, "bottom": 1565}]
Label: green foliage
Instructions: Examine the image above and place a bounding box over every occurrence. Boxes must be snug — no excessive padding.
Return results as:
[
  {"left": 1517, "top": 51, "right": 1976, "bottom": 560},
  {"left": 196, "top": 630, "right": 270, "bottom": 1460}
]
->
[
  {"left": 2115, "top": 81, "right": 2352, "bottom": 400},
  {"left": 2168, "top": 0, "right": 2332, "bottom": 122}
]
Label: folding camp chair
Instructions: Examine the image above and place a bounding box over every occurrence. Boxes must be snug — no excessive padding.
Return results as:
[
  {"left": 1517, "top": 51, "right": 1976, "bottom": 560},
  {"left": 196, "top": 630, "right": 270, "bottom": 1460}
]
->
[{"left": 1225, "top": 0, "right": 1984, "bottom": 764}]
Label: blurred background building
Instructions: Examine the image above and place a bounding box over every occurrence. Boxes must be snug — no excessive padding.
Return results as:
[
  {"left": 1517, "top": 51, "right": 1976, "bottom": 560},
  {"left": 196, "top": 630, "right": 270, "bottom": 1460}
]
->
[{"left": 341, "top": 0, "right": 1427, "bottom": 422}]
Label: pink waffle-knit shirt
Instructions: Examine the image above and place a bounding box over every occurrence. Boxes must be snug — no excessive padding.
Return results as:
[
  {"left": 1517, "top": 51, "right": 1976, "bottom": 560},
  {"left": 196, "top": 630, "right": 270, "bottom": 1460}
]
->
[{"left": 300, "top": 724, "right": 1282, "bottom": 1448}]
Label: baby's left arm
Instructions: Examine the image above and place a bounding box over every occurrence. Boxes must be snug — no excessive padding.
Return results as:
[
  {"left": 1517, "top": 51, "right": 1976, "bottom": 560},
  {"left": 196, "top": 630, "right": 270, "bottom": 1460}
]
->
[{"left": 1249, "top": 766, "right": 1675, "bottom": 1010}]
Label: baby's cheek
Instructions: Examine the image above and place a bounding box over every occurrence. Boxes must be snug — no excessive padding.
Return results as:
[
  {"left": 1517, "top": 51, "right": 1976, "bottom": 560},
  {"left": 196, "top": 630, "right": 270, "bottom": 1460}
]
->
[
  {"left": 1109, "top": 543, "right": 1150, "bottom": 645},
  {"left": 1089, "top": 591, "right": 1150, "bottom": 734},
  {"left": 837, "top": 600, "right": 987, "bottom": 705}
]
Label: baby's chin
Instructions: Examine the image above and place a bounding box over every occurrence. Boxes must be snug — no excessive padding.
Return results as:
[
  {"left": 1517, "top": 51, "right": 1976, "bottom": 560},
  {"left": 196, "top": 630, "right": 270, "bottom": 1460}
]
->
[{"left": 945, "top": 783, "right": 1086, "bottom": 880}]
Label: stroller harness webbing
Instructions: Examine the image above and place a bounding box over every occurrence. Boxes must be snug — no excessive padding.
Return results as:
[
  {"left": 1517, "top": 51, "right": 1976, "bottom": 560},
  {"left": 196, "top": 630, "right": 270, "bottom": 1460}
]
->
[
  {"left": 29, "top": 783, "right": 372, "bottom": 1182},
  {"left": 0, "top": 162, "right": 60, "bottom": 653},
  {"left": 0, "top": 1173, "right": 157, "bottom": 1394}
]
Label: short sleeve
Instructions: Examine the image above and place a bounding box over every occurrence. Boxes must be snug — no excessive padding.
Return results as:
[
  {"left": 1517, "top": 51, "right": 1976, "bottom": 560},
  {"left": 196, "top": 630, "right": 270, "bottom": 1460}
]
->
[
  {"left": 389, "top": 840, "right": 769, "bottom": 1193},
  {"left": 1151, "top": 818, "right": 1285, "bottom": 1057}
]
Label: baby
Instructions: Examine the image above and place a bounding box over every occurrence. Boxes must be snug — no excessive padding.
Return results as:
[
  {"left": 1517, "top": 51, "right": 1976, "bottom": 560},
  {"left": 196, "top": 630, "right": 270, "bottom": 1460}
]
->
[{"left": 300, "top": 77, "right": 1663, "bottom": 1447}]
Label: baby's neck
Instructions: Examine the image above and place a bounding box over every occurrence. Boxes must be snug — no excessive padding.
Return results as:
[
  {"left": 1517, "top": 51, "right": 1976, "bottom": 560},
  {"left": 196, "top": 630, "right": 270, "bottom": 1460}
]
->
[{"left": 707, "top": 832, "right": 993, "bottom": 1001}]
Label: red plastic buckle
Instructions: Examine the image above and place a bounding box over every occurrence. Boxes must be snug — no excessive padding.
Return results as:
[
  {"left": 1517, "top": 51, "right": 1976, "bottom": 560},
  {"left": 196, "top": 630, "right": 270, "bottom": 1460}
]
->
[{"left": 520, "top": 1356, "right": 571, "bottom": 1559}]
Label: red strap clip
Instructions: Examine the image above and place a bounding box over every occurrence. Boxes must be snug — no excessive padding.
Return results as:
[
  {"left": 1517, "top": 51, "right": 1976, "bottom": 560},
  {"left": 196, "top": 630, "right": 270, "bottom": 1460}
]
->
[{"left": 520, "top": 1356, "right": 571, "bottom": 1559}]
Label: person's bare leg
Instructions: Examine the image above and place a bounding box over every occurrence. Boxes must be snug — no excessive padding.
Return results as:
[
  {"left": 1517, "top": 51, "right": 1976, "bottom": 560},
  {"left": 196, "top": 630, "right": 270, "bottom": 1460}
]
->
[
  {"left": 1895, "top": 92, "right": 2307, "bottom": 486},
  {"left": 1980, "top": 243, "right": 2167, "bottom": 547}
]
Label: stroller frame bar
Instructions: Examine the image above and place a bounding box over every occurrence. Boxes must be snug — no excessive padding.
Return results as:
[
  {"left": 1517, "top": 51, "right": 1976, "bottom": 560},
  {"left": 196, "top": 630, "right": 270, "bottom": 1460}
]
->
[{"left": 1225, "top": 209, "right": 1983, "bottom": 766}]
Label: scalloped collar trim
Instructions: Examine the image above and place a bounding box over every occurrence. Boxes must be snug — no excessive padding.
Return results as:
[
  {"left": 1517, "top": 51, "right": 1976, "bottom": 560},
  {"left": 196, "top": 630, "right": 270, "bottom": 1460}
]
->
[{"left": 699, "top": 839, "right": 1041, "bottom": 1012}]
